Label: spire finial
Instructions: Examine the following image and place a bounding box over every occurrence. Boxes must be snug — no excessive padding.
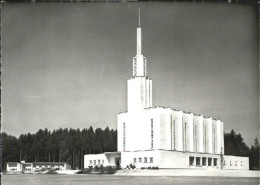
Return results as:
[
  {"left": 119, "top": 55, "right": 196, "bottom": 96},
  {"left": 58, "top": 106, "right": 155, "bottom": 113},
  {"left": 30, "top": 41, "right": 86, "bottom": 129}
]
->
[{"left": 138, "top": 8, "right": 140, "bottom": 27}]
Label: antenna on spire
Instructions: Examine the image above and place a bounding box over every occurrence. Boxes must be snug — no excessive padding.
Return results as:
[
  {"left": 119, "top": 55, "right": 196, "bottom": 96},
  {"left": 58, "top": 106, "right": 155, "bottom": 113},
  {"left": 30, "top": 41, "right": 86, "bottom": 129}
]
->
[{"left": 138, "top": 8, "right": 141, "bottom": 27}]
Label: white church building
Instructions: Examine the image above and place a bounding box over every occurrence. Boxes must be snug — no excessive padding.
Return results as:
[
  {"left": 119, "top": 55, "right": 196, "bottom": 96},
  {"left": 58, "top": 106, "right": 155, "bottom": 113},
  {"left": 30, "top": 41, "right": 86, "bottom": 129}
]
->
[{"left": 84, "top": 14, "right": 249, "bottom": 170}]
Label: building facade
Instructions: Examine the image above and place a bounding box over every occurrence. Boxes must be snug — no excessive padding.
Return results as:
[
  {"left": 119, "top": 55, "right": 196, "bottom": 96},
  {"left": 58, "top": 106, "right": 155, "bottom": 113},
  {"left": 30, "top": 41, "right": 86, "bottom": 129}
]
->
[
  {"left": 6, "top": 161, "right": 70, "bottom": 173},
  {"left": 84, "top": 14, "right": 249, "bottom": 171}
]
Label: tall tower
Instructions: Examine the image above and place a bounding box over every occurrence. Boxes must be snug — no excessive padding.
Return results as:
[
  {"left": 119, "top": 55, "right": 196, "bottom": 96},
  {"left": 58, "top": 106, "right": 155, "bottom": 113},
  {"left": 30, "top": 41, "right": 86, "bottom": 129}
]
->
[{"left": 127, "top": 9, "right": 152, "bottom": 112}]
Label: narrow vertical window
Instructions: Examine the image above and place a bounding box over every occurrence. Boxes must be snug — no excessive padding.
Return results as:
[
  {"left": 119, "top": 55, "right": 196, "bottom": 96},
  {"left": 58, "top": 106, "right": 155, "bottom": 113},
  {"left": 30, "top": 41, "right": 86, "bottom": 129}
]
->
[
  {"left": 183, "top": 121, "right": 186, "bottom": 151},
  {"left": 173, "top": 120, "right": 176, "bottom": 150},
  {"left": 204, "top": 126, "right": 207, "bottom": 153},
  {"left": 151, "top": 119, "right": 153, "bottom": 149},
  {"left": 194, "top": 125, "right": 197, "bottom": 152},
  {"left": 184, "top": 122, "right": 187, "bottom": 151},
  {"left": 123, "top": 123, "right": 126, "bottom": 151},
  {"left": 213, "top": 128, "right": 216, "bottom": 154}
]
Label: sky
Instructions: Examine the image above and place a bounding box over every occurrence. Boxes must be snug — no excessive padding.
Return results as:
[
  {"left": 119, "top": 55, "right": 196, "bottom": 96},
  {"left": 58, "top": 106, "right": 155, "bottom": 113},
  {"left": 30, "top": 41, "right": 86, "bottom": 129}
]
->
[{"left": 2, "top": 3, "right": 258, "bottom": 146}]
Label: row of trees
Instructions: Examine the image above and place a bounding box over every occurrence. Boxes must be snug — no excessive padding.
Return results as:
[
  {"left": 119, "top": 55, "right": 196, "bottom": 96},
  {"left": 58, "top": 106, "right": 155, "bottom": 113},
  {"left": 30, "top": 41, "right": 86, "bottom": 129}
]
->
[
  {"left": 2, "top": 126, "right": 117, "bottom": 170},
  {"left": 224, "top": 129, "right": 259, "bottom": 170},
  {"left": 1, "top": 128, "right": 259, "bottom": 170}
]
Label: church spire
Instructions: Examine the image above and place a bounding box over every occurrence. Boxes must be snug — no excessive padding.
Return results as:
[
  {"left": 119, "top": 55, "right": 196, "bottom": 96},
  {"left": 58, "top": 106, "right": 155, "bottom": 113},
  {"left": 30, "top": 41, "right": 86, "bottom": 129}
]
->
[
  {"left": 128, "top": 9, "right": 152, "bottom": 112},
  {"left": 137, "top": 8, "right": 142, "bottom": 55},
  {"left": 133, "top": 8, "right": 147, "bottom": 77}
]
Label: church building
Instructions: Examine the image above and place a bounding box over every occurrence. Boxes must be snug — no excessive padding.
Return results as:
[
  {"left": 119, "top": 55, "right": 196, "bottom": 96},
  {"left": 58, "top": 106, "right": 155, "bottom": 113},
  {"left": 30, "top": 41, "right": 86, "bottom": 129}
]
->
[{"left": 84, "top": 12, "right": 249, "bottom": 170}]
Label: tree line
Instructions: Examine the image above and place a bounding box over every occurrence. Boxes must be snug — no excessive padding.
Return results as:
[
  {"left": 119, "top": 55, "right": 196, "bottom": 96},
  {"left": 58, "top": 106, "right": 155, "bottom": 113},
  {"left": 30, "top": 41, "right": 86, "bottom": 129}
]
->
[
  {"left": 1, "top": 126, "right": 117, "bottom": 170},
  {"left": 1, "top": 128, "right": 259, "bottom": 170}
]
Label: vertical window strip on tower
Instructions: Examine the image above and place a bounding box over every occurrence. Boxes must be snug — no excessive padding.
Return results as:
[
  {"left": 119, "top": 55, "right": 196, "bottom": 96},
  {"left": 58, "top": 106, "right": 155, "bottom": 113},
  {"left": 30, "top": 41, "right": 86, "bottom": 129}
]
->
[
  {"left": 151, "top": 119, "right": 153, "bottom": 149},
  {"left": 204, "top": 126, "right": 206, "bottom": 153},
  {"left": 173, "top": 120, "right": 176, "bottom": 150},
  {"left": 123, "top": 123, "right": 126, "bottom": 151},
  {"left": 194, "top": 125, "right": 197, "bottom": 152},
  {"left": 213, "top": 128, "right": 216, "bottom": 154},
  {"left": 184, "top": 122, "right": 187, "bottom": 151}
]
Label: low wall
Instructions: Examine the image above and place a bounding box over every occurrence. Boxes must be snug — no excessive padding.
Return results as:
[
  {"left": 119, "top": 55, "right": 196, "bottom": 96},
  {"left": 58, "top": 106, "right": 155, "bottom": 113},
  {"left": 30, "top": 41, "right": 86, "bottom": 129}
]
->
[
  {"left": 222, "top": 155, "right": 249, "bottom": 170},
  {"left": 115, "top": 169, "right": 259, "bottom": 177}
]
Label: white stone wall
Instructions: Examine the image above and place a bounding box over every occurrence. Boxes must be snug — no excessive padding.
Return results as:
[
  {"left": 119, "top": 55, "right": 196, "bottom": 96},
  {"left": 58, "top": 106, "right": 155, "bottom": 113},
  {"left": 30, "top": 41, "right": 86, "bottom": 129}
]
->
[
  {"left": 127, "top": 77, "right": 152, "bottom": 112},
  {"left": 203, "top": 117, "right": 213, "bottom": 153},
  {"left": 183, "top": 112, "right": 194, "bottom": 152},
  {"left": 117, "top": 109, "right": 161, "bottom": 152},
  {"left": 159, "top": 109, "right": 172, "bottom": 150},
  {"left": 121, "top": 150, "right": 160, "bottom": 168},
  {"left": 222, "top": 155, "right": 249, "bottom": 170},
  {"left": 118, "top": 108, "right": 224, "bottom": 155},
  {"left": 193, "top": 115, "right": 204, "bottom": 153},
  {"left": 172, "top": 111, "right": 183, "bottom": 151},
  {"left": 84, "top": 154, "right": 109, "bottom": 168},
  {"left": 160, "top": 150, "right": 221, "bottom": 169},
  {"left": 212, "top": 120, "right": 223, "bottom": 154}
]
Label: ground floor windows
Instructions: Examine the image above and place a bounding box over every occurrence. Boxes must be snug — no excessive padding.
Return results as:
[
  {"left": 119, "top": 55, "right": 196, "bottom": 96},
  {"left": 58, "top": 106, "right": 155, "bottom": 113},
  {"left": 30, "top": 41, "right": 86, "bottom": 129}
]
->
[
  {"left": 208, "top": 158, "right": 212, "bottom": 166},
  {"left": 149, "top": 157, "right": 153, "bottom": 163},
  {"left": 144, "top": 157, "right": 147, "bottom": 163},
  {"left": 202, "top": 157, "right": 206, "bottom": 166},
  {"left": 213, "top": 158, "right": 217, "bottom": 166},
  {"left": 196, "top": 157, "right": 201, "bottom": 166},
  {"left": 190, "top": 156, "right": 217, "bottom": 167},
  {"left": 189, "top": 156, "right": 195, "bottom": 166}
]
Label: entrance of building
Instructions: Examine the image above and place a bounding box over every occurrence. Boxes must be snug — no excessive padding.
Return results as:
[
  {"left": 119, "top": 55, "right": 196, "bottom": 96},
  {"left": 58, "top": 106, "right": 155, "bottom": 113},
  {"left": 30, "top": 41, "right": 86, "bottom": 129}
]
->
[{"left": 115, "top": 157, "right": 121, "bottom": 169}]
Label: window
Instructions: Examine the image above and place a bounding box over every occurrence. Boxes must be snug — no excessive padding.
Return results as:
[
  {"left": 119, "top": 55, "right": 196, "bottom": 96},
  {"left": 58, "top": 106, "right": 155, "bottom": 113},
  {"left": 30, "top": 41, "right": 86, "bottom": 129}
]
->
[
  {"left": 149, "top": 157, "right": 153, "bottom": 163},
  {"left": 123, "top": 123, "right": 126, "bottom": 150},
  {"left": 144, "top": 157, "right": 147, "bottom": 163},
  {"left": 171, "top": 119, "right": 176, "bottom": 150},
  {"left": 204, "top": 126, "right": 207, "bottom": 152},
  {"left": 139, "top": 158, "right": 142, "bottom": 163},
  {"left": 202, "top": 157, "right": 206, "bottom": 166},
  {"left": 184, "top": 122, "right": 187, "bottom": 151},
  {"left": 94, "top": 160, "right": 96, "bottom": 165},
  {"left": 213, "top": 158, "right": 217, "bottom": 166},
  {"left": 189, "top": 156, "right": 195, "bottom": 166},
  {"left": 241, "top": 161, "right": 243, "bottom": 166},
  {"left": 230, "top": 161, "right": 232, "bottom": 166},
  {"left": 102, "top": 160, "right": 104, "bottom": 164},
  {"left": 196, "top": 157, "right": 201, "bottom": 166},
  {"left": 194, "top": 125, "right": 197, "bottom": 152},
  {"left": 213, "top": 128, "right": 215, "bottom": 154},
  {"left": 133, "top": 158, "right": 136, "bottom": 163},
  {"left": 208, "top": 158, "right": 212, "bottom": 166},
  {"left": 235, "top": 161, "right": 237, "bottom": 166},
  {"left": 89, "top": 160, "right": 92, "bottom": 164},
  {"left": 151, "top": 119, "right": 153, "bottom": 149},
  {"left": 98, "top": 160, "right": 100, "bottom": 164}
]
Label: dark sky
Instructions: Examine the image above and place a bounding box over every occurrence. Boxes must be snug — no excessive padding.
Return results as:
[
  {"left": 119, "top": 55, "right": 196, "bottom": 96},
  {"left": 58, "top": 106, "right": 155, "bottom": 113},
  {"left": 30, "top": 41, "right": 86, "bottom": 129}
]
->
[{"left": 2, "top": 3, "right": 258, "bottom": 146}]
